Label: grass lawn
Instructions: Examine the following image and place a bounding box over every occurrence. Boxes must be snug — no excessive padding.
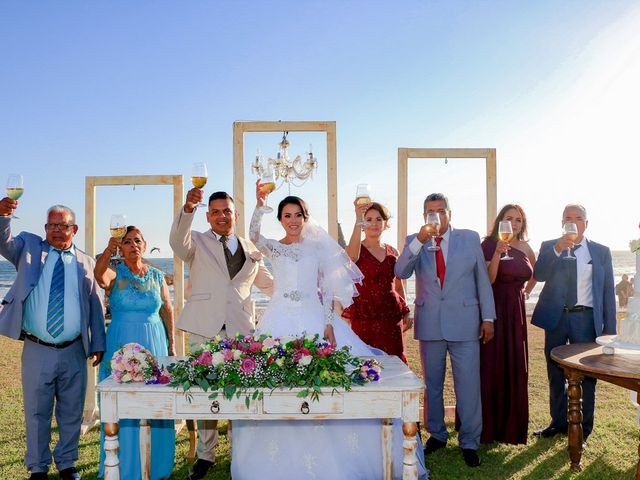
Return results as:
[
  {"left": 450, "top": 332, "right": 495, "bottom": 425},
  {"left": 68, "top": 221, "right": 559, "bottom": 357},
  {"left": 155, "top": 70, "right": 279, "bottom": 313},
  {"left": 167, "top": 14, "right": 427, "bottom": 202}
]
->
[{"left": 1, "top": 322, "right": 639, "bottom": 479}]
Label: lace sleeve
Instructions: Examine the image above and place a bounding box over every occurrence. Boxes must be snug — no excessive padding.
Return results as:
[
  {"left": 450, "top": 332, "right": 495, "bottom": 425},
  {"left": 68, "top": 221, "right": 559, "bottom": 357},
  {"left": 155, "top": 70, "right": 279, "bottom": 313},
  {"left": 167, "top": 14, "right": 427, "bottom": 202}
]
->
[
  {"left": 318, "top": 268, "right": 335, "bottom": 326},
  {"left": 249, "top": 207, "right": 274, "bottom": 258}
]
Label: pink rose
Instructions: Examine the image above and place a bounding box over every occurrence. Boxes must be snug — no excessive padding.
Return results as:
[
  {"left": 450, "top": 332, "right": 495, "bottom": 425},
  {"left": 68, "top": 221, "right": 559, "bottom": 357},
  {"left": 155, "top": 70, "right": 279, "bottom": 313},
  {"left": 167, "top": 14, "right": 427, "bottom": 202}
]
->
[
  {"left": 195, "top": 351, "right": 213, "bottom": 366},
  {"left": 239, "top": 357, "right": 256, "bottom": 375},
  {"left": 249, "top": 341, "right": 263, "bottom": 353},
  {"left": 222, "top": 349, "right": 234, "bottom": 362}
]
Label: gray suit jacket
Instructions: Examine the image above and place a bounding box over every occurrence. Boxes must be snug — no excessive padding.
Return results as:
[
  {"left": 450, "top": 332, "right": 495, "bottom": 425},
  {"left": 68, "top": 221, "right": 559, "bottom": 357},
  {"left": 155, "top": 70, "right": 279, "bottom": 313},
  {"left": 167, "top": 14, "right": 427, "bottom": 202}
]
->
[
  {"left": 395, "top": 228, "right": 496, "bottom": 341},
  {"left": 0, "top": 217, "right": 106, "bottom": 357}
]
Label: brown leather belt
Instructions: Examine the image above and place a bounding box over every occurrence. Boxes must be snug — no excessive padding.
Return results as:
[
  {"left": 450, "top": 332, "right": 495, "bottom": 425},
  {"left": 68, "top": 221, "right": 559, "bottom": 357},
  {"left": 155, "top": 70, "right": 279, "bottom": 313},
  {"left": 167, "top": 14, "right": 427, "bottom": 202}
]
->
[
  {"left": 563, "top": 305, "right": 593, "bottom": 313},
  {"left": 22, "top": 332, "right": 81, "bottom": 349}
]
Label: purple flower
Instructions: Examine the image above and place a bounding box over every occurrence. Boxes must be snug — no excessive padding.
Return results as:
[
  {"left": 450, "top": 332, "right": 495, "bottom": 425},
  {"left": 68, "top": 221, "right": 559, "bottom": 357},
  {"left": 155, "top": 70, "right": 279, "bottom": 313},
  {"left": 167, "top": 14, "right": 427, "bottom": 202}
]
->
[{"left": 239, "top": 357, "right": 256, "bottom": 375}]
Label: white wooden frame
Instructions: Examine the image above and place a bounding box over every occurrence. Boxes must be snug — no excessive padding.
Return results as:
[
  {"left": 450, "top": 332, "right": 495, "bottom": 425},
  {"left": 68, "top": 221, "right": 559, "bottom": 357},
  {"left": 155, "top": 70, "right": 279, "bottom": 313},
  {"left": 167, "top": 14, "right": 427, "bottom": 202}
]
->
[
  {"left": 397, "top": 148, "right": 497, "bottom": 250},
  {"left": 82, "top": 174, "right": 185, "bottom": 433},
  {"left": 232, "top": 121, "right": 338, "bottom": 239}
]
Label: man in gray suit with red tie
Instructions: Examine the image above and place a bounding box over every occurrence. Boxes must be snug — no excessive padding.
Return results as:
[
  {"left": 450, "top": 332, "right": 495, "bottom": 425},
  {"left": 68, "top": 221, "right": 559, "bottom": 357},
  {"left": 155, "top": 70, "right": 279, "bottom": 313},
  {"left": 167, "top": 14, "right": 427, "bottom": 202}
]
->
[
  {"left": 532, "top": 204, "right": 616, "bottom": 442},
  {"left": 0, "top": 197, "right": 106, "bottom": 480},
  {"left": 395, "top": 193, "right": 496, "bottom": 467}
]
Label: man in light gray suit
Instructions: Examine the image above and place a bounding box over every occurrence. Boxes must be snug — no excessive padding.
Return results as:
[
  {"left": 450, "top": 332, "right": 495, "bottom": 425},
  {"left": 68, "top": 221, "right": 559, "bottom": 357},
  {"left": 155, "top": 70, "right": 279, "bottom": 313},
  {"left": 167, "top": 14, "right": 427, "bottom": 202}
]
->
[
  {"left": 0, "top": 197, "right": 106, "bottom": 480},
  {"left": 395, "top": 193, "right": 496, "bottom": 467}
]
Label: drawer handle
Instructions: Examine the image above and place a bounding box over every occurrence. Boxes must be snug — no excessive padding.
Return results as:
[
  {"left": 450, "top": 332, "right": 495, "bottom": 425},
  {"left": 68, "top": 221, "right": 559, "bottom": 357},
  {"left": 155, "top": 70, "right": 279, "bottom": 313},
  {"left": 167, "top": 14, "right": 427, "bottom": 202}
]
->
[
  {"left": 210, "top": 400, "right": 220, "bottom": 414},
  {"left": 300, "top": 401, "right": 310, "bottom": 415}
]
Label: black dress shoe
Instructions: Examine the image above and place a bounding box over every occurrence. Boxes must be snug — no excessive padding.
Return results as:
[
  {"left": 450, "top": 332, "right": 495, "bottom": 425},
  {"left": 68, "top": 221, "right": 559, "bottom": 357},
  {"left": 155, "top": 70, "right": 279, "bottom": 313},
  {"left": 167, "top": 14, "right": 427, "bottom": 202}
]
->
[
  {"left": 461, "top": 448, "right": 480, "bottom": 467},
  {"left": 188, "top": 459, "right": 214, "bottom": 480},
  {"left": 423, "top": 436, "right": 447, "bottom": 455},
  {"left": 58, "top": 466, "right": 81, "bottom": 480},
  {"left": 29, "top": 473, "right": 48, "bottom": 480},
  {"left": 533, "top": 425, "right": 568, "bottom": 438}
]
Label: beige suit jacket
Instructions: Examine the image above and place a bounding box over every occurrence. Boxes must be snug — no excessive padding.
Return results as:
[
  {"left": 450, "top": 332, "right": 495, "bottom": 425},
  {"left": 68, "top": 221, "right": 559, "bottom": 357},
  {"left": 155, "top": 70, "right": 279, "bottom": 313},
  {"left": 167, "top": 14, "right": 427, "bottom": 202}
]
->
[{"left": 169, "top": 209, "right": 273, "bottom": 339}]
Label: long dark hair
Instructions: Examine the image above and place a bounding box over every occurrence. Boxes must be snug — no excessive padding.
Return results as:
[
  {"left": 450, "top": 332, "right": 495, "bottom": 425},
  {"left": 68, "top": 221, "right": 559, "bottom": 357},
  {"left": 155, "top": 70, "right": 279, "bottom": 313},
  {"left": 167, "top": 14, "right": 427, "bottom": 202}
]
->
[
  {"left": 277, "top": 196, "right": 310, "bottom": 221},
  {"left": 487, "top": 204, "right": 529, "bottom": 241}
]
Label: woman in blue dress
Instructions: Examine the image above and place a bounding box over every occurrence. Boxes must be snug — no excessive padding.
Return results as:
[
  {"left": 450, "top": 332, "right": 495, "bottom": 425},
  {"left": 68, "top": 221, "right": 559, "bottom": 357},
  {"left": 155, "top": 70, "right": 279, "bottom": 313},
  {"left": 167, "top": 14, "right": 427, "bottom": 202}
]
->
[{"left": 95, "top": 226, "right": 175, "bottom": 479}]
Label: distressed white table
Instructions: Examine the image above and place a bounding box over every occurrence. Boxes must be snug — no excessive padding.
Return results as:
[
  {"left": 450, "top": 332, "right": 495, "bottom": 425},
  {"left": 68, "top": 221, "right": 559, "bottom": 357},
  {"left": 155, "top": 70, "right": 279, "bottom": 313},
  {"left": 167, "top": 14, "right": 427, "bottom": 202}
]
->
[{"left": 97, "top": 355, "right": 422, "bottom": 480}]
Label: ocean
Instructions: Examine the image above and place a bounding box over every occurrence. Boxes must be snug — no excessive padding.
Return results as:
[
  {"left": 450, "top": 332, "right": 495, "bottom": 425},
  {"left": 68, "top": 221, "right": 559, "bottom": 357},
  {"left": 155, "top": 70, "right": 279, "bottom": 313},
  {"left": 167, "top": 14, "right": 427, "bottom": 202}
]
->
[{"left": 0, "top": 251, "right": 636, "bottom": 312}]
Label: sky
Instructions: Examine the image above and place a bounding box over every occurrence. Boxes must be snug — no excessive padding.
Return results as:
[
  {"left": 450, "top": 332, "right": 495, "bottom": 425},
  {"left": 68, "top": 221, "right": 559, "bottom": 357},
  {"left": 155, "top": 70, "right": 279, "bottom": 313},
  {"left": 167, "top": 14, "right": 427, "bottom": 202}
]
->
[{"left": 2, "top": 0, "right": 640, "bottom": 255}]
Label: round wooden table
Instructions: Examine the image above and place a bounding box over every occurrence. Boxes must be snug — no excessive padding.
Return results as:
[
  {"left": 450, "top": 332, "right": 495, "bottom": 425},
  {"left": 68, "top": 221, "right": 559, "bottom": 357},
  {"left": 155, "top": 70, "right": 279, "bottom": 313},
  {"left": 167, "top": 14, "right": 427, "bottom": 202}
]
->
[{"left": 551, "top": 342, "right": 640, "bottom": 478}]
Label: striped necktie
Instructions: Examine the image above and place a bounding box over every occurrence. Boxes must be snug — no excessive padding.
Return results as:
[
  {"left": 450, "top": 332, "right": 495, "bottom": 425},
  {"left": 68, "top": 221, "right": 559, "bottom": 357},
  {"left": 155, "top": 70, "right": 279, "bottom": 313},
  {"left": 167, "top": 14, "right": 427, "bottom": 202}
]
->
[{"left": 47, "top": 251, "right": 65, "bottom": 338}]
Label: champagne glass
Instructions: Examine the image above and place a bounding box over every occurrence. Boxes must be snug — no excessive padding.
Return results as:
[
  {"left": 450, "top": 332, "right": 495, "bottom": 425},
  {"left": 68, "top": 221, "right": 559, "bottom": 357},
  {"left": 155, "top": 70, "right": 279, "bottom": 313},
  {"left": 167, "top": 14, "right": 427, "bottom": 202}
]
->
[
  {"left": 425, "top": 212, "right": 441, "bottom": 252},
  {"left": 498, "top": 220, "right": 514, "bottom": 260},
  {"left": 258, "top": 168, "right": 276, "bottom": 213},
  {"left": 109, "top": 214, "right": 127, "bottom": 260},
  {"left": 191, "top": 162, "right": 208, "bottom": 208},
  {"left": 5, "top": 174, "right": 23, "bottom": 219},
  {"left": 562, "top": 222, "right": 578, "bottom": 260},
  {"left": 355, "top": 184, "right": 372, "bottom": 227}
]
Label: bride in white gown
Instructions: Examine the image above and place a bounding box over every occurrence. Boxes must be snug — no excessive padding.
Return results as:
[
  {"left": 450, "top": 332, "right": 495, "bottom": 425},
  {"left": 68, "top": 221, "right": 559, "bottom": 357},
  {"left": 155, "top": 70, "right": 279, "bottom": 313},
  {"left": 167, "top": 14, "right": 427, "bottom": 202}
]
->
[{"left": 230, "top": 184, "right": 427, "bottom": 479}]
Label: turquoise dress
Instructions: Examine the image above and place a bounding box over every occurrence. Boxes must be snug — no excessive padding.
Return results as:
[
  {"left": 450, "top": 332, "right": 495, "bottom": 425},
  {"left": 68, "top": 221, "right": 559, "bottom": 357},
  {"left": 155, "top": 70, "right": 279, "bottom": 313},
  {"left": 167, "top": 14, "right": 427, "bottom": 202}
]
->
[{"left": 98, "top": 264, "right": 175, "bottom": 479}]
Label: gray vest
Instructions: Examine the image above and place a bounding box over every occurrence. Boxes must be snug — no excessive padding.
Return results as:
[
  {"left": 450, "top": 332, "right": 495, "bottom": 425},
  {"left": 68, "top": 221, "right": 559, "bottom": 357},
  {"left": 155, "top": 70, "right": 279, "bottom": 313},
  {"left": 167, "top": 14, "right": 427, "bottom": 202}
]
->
[{"left": 227, "top": 244, "right": 246, "bottom": 279}]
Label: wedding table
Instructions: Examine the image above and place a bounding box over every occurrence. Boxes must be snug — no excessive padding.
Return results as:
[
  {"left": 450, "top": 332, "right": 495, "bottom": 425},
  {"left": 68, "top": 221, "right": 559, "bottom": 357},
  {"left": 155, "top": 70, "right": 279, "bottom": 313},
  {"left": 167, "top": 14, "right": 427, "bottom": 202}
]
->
[
  {"left": 551, "top": 342, "right": 640, "bottom": 479},
  {"left": 97, "top": 355, "right": 423, "bottom": 480}
]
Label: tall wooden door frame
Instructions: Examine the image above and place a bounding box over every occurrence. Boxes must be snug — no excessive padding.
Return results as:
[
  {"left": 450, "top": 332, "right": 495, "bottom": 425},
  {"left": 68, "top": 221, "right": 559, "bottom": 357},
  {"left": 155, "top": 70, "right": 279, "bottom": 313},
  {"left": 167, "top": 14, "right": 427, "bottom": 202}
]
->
[
  {"left": 82, "top": 174, "right": 185, "bottom": 433},
  {"left": 232, "top": 121, "right": 338, "bottom": 239},
  {"left": 397, "top": 148, "right": 497, "bottom": 250}
]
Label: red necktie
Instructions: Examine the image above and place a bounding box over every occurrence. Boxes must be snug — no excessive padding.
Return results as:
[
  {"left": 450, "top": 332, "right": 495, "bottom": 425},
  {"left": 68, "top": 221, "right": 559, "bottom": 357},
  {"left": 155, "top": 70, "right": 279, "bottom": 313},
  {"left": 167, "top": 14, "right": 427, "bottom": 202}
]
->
[{"left": 435, "top": 237, "right": 445, "bottom": 289}]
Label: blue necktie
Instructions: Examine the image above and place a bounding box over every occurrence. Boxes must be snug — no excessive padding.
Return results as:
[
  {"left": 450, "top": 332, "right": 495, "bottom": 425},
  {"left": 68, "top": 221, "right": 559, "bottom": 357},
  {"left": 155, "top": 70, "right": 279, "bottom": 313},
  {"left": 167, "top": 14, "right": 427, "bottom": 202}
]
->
[
  {"left": 565, "top": 244, "right": 582, "bottom": 307},
  {"left": 47, "top": 252, "right": 65, "bottom": 338}
]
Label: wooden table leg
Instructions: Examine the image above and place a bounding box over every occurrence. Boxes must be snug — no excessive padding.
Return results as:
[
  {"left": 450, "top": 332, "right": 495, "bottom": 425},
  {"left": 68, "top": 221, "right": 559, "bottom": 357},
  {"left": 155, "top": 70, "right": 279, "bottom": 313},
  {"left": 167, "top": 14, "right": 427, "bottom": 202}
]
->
[
  {"left": 103, "top": 422, "right": 120, "bottom": 480},
  {"left": 382, "top": 418, "right": 393, "bottom": 480},
  {"left": 402, "top": 421, "right": 418, "bottom": 480},
  {"left": 566, "top": 370, "right": 584, "bottom": 471},
  {"left": 140, "top": 419, "right": 151, "bottom": 480}
]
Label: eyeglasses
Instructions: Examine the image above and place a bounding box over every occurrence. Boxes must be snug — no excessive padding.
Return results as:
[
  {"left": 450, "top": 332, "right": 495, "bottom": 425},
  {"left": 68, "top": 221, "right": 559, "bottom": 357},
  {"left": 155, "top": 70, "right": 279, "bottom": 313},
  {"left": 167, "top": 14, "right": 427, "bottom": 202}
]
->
[{"left": 45, "top": 223, "right": 75, "bottom": 231}]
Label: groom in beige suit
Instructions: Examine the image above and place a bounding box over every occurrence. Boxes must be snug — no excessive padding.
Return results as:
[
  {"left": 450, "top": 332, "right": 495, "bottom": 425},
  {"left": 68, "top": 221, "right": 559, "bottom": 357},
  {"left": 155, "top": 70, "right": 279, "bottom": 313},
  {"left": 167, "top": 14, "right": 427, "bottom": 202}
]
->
[{"left": 170, "top": 188, "right": 273, "bottom": 480}]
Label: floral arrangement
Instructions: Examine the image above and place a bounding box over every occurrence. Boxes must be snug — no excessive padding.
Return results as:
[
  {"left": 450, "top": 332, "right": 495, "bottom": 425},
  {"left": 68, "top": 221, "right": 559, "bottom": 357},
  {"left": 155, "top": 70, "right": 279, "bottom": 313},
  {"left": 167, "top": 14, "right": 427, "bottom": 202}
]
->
[
  {"left": 167, "top": 333, "right": 381, "bottom": 405},
  {"left": 631, "top": 239, "right": 640, "bottom": 254},
  {"left": 110, "top": 342, "right": 171, "bottom": 384}
]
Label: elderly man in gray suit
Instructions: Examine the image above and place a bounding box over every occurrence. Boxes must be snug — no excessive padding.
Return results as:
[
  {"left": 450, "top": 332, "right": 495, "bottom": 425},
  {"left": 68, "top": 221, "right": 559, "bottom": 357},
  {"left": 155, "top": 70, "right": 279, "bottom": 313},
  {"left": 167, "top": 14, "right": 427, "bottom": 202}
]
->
[
  {"left": 395, "top": 193, "right": 496, "bottom": 467},
  {"left": 0, "top": 197, "right": 106, "bottom": 480}
]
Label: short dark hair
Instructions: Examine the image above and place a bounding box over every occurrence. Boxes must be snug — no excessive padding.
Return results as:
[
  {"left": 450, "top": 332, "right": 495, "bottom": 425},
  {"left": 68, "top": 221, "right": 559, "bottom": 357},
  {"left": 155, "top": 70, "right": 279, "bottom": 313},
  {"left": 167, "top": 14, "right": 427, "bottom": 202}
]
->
[
  {"left": 208, "top": 191, "right": 235, "bottom": 206},
  {"left": 277, "top": 196, "right": 310, "bottom": 221},
  {"left": 423, "top": 193, "right": 450, "bottom": 212},
  {"left": 124, "top": 225, "right": 146, "bottom": 243}
]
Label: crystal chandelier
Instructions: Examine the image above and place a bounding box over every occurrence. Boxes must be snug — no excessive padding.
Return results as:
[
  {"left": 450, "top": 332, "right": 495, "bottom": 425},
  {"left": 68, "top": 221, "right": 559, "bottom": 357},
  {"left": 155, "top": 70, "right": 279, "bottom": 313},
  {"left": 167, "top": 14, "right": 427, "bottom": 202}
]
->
[{"left": 251, "top": 132, "right": 318, "bottom": 192}]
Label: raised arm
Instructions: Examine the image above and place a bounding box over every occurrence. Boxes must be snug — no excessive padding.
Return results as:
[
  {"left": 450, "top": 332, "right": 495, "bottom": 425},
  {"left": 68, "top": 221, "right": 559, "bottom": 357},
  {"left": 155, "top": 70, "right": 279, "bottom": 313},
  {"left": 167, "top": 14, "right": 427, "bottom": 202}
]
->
[
  {"left": 0, "top": 198, "right": 24, "bottom": 266},
  {"left": 93, "top": 237, "right": 119, "bottom": 291},
  {"left": 345, "top": 199, "right": 371, "bottom": 262}
]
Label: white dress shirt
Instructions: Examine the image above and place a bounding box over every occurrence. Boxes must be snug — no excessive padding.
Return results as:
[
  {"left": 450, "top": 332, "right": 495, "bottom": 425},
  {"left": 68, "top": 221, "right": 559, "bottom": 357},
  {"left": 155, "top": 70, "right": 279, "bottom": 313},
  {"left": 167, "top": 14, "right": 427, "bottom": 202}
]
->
[{"left": 212, "top": 231, "right": 239, "bottom": 255}]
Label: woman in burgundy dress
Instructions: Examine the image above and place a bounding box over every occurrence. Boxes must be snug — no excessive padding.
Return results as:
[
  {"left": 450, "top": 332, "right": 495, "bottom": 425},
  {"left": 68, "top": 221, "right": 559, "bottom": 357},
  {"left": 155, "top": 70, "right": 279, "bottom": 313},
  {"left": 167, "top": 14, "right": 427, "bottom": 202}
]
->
[
  {"left": 480, "top": 204, "right": 537, "bottom": 444},
  {"left": 343, "top": 200, "right": 411, "bottom": 363}
]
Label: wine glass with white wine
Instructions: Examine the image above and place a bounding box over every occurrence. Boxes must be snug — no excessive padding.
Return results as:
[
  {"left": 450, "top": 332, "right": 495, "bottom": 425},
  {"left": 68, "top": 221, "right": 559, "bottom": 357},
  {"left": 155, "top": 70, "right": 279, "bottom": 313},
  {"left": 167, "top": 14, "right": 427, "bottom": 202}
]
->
[
  {"left": 5, "top": 174, "right": 23, "bottom": 219},
  {"left": 562, "top": 222, "right": 578, "bottom": 260},
  {"left": 258, "top": 167, "right": 276, "bottom": 213},
  {"left": 425, "top": 212, "right": 442, "bottom": 252},
  {"left": 109, "top": 214, "right": 127, "bottom": 260},
  {"left": 355, "top": 184, "right": 372, "bottom": 227},
  {"left": 498, "top": 220, "right": 514, "bottom": 260},
  {"left": 191, "top": 162, "right": 208, "bottom": 208}
]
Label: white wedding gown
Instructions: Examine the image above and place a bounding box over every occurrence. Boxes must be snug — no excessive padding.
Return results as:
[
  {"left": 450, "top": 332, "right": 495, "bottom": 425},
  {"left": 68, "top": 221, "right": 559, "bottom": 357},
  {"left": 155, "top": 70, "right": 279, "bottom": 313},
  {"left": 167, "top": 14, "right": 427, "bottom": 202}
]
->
[{"left": 230, "top": 209, "right": 427, "bottom": 480}]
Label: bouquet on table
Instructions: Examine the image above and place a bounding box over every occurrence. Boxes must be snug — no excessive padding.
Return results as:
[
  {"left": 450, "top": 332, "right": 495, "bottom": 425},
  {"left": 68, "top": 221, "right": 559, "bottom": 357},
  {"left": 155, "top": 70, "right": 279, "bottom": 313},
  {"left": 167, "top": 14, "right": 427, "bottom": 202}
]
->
[
  {"left": 168, "top": 332, "right": 382, "bottom": 404},
  {"left": 110, "top": 342, "right": 171, "bottom": 384}
]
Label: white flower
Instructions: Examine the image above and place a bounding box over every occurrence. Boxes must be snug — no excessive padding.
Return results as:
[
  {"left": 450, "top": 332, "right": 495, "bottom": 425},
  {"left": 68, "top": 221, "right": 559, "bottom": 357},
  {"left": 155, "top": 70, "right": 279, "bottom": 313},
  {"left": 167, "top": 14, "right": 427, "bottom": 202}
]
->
[
  {"left": 233, "top": 349, "right": 242, "bottom": 360},
  {"left": 275, "top": 358, "right": 284, "bottom": 367},
  {"left": 299, "top": 355, "right": 312, "bottom": 366},
  {"left": 211, "top": 351, "right": 225, "bottom": 366},
  {"left": 305, "top": 334, "right": 316, "bottom": 342}
]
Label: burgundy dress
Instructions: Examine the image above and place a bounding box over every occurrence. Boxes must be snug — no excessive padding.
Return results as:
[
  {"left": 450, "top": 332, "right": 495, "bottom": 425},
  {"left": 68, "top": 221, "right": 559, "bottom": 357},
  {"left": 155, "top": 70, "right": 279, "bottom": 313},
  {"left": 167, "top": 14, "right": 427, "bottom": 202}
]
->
[
  {"left": 342, "top": 244, "right": 409, "bottom": 363},
  {"left": 480, "top": 239, "right": 533, "bottom": 444}
]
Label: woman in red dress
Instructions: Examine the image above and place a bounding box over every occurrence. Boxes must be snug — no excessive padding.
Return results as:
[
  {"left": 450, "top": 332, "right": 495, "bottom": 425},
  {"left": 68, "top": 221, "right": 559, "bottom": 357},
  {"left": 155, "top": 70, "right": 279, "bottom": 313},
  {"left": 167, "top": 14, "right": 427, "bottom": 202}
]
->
[
  {"left": 480, "top": 204, "right": 537, "bottom": 444},
  {"left": 342, "top": 200, "right": 411, "bottom": 363}
]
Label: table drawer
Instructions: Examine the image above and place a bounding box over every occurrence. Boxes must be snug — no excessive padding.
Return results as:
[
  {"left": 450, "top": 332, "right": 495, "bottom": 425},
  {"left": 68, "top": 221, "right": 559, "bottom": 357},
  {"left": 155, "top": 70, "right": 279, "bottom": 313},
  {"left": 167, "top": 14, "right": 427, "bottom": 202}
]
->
[
  {"left": 175, "top": 393, "right": 259, "bottom": 415},
  {"left": 263, "top": 393, "right": 343, "bottom": 415}
]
